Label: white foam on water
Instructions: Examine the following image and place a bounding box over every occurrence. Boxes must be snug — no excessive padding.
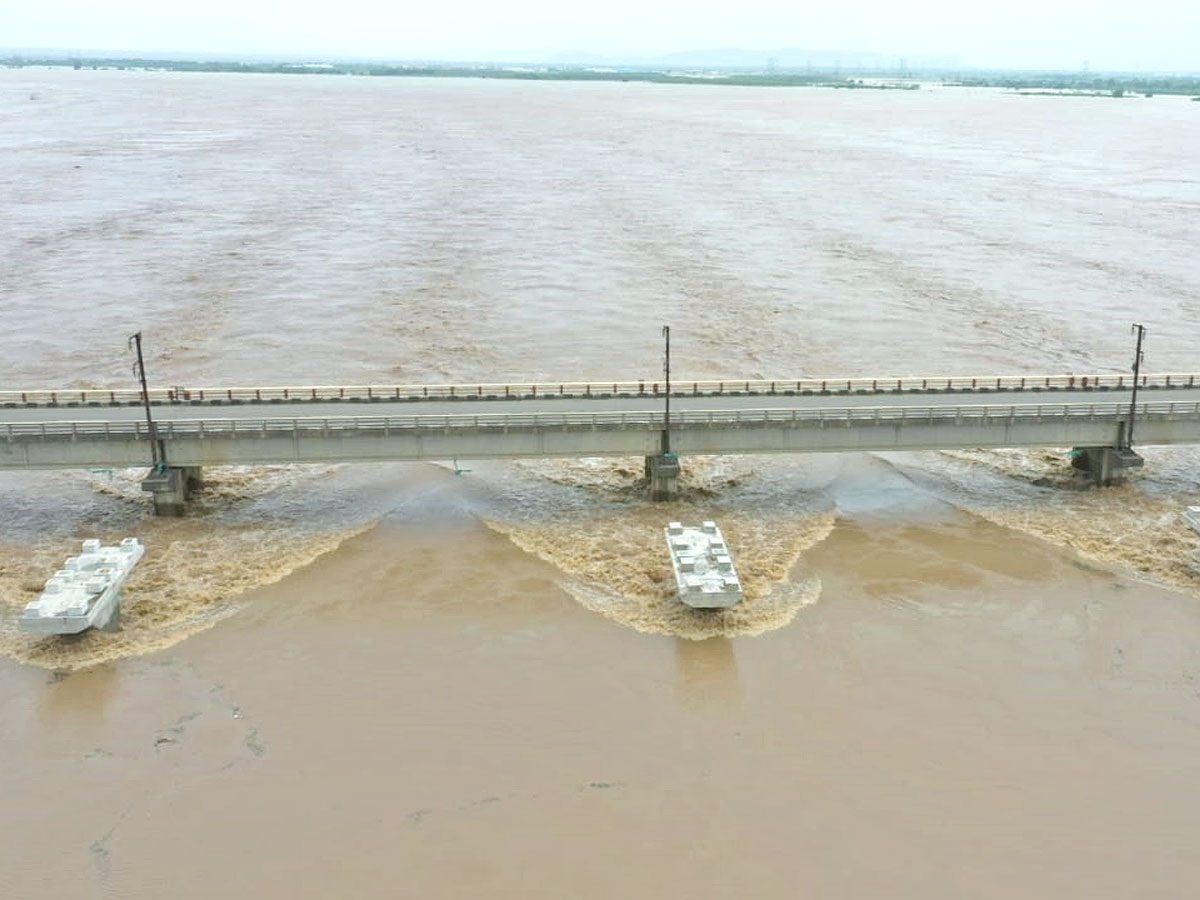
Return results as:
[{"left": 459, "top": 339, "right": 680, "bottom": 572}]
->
[
  {"left": 480, "top": 455, "right": 835, "bottom": 639},
  {"left": 895, "top": 446, "right": 1200, "bottom": 597},
  {"left": 0, "top": 464, "right": 394, "bottom": 670}
]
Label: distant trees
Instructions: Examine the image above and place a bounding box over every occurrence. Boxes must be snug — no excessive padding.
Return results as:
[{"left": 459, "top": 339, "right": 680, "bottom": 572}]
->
[{"left": 947, "top": 71, "right": 1200, "bottom": 97}]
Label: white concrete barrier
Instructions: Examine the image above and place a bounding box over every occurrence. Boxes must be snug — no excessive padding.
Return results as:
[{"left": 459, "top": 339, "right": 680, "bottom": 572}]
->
[{"left": 1, "top": 372, "right": 1197, "bottom": 408}]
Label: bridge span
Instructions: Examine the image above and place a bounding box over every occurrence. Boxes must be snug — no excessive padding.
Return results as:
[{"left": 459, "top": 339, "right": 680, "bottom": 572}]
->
[{"left": 2, "top": 372, "right": 1198, "bottom": 514}]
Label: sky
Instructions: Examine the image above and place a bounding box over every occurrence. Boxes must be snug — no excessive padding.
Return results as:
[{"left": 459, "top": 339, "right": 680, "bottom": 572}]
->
[{"left": 4, "top": 0, "right": 1199, "bottom": 72}]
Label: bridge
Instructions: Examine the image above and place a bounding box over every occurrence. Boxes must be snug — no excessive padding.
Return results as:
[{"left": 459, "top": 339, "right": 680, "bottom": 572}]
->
[{"left": 3, "top": 372, "right": 1199, "bottom": 514}]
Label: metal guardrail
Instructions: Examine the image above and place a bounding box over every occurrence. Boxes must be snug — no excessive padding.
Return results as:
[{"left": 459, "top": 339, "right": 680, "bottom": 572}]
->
[
  {"left": 1, "top": 373, "right": 1197, "bottom": 407},
  {"left": 6, "top": 401, "right": 1200, "bottom": 441}
]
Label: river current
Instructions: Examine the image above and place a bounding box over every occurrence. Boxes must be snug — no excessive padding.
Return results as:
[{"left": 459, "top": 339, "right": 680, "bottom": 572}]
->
[
  {"left": 1, "top": 69, "right": 1199, "bottom": 899},
  {"left": 2, "top": 69, "right": 1198, "bottom": 666}
]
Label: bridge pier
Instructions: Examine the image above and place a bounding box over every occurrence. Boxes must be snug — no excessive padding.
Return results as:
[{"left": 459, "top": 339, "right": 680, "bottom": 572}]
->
[
  {"left": 140, "top": 465, "right": 202, "bottom": 516},
  {"left": 1071, "top": 446, "right": 1143, "bottom": 486},
  {"left": 645, "top": 452, "right": 680, "bottom": 501}
]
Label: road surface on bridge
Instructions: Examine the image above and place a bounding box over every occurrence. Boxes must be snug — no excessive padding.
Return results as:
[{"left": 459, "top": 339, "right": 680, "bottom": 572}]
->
[{"left": 3, "top": 384, "right": 1199, "bottom": 425}]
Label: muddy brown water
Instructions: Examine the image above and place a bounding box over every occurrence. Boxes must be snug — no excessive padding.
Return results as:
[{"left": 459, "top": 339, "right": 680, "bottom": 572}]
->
[{"left": 1, "top": 70, "right": 1199, "bottom": 897}]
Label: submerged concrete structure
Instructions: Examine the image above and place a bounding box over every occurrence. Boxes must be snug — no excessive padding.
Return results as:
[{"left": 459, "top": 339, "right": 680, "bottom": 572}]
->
[
  {"left": 140, "top": 465, "right": 202, "bottom": 516},
  {"left": 1070, "top": 445, "right": 1144, "bottom": 485},
  {"left": 665, "top": 521, "right": 742, "bottom": 608},
  {"left": 645, "top": 452, "right": 680, "bottom": 500},
  {"left": 20, "top": 538, "right": 144, "bottom": 634}
]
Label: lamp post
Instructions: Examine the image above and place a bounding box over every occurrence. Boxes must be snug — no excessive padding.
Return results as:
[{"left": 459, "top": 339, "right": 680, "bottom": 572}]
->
[
  {"left": 662, "top": 325, "right": 671, "bottom": 454},
  {"left": 1126, "top": 323, "right": 1146, "bottom": 449},
  {"left": 128, "top": 331, "right": 164, "bottom": 468}
]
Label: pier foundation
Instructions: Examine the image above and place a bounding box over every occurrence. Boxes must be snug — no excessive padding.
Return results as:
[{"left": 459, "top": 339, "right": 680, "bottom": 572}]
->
[
  {"left": 1071, "top": 446, "right": 1143, "bottom": 486},
  {"left": 140, "top": 465, "right": 202, "bottom": 516},
  {"left": 645, "top": 452, "right": 680, "bottom": 501},
  {"left": 181, "top": 466, "right": 203, "bottom": 491}
]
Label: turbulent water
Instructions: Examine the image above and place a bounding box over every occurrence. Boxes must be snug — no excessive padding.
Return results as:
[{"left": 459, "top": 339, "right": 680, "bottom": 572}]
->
[{"left": 1, "top": 69, "right": 1199, "bottom": 668}]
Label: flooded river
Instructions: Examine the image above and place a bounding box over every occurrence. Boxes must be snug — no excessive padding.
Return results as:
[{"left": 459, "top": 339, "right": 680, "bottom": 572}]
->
[{"left": 1, "top": 68, "right": 1199, "bottom": 898}]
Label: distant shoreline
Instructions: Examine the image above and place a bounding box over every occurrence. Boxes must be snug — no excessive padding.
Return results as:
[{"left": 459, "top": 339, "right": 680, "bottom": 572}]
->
[
  {"left": 3, "top": 56, "right": 1199, "bottom": 96},
  {"left": 0, "top": 56, "right": 917, "bottom": 89}
]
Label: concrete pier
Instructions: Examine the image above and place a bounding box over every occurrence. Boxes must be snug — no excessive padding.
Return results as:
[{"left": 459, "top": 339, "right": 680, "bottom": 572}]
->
[
  {"left": 140, "top": 465, "right": 201, "bottom": 515},
  {"left": 181, "top": 465, "right": 203, "bottom": 492},
  {"left": 1071, "top": 446, "right": 1144, "bottom": 485},
  {"left": 646, "top": 452, "right": 680, "bottom": 501}
]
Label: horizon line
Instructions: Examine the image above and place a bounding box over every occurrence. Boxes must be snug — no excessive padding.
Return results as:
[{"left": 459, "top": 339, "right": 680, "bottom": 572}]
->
[{"left": 3, "top": 49, "right": 1199, "bottom": 77}]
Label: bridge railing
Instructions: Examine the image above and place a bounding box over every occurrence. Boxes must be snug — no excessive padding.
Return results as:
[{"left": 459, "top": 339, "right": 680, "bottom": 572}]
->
[
  {"left": 6, "top": 400, "right": 1200, "bottom": 441},
  {"left": 1, "top": 373, "right": 1197, "bottom": 407}
]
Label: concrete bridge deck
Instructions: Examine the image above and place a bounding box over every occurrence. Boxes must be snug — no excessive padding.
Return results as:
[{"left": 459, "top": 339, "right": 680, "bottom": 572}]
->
[
  {"left": 3, "top": 382, "right": 1199, "bottom": 426},
  {"left": 3, "top": 371, "right": 1197, "bottom": 409},
  {"left": 3, "top": 373, "right": 1196, "bottom": 512},
  {"left": 4, "top": 399, "right": 1200, "bottom": 466}
]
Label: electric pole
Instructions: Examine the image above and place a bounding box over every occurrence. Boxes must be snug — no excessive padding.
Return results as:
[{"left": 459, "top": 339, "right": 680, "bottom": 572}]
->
[
  {"left": 129, "top": 331, "right": 164, "bottom": 468},
  {"left": 662, "top": 325, "right": 671, "bottom": 454},
  {"left": 1126, "top": 323, "right": 1146, "bottom": 449}
]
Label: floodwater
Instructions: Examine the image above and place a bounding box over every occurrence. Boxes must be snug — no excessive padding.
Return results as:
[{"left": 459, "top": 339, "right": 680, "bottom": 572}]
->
[{"left": 1, "top": 68, "right": 1200, "bottom": 898}]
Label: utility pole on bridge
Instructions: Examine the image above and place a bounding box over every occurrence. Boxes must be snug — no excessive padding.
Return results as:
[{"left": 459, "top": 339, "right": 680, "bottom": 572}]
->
[
  {"left": 128, "top": 331, "right": 164, "bottom": 469},
  {"left": 645, "top": 324, "right": 680, "bottom": 500},
  {"left": 662, "top": 324, "right": 671, "bottom": 454},
  {"left": 131, "top": 332, "right": 199, "bottom": 515},
  {"left": 1126, "top": 322, "right": 1146, "bottom": 449},
  {"left": 1075, "top": 322, "right": 1147, "bottom": 484}
]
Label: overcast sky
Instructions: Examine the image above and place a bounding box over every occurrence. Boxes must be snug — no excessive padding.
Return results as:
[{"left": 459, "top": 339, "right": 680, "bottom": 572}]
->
[{"left": 5, "top": 0, "right": 1198, "bottom": 72}]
